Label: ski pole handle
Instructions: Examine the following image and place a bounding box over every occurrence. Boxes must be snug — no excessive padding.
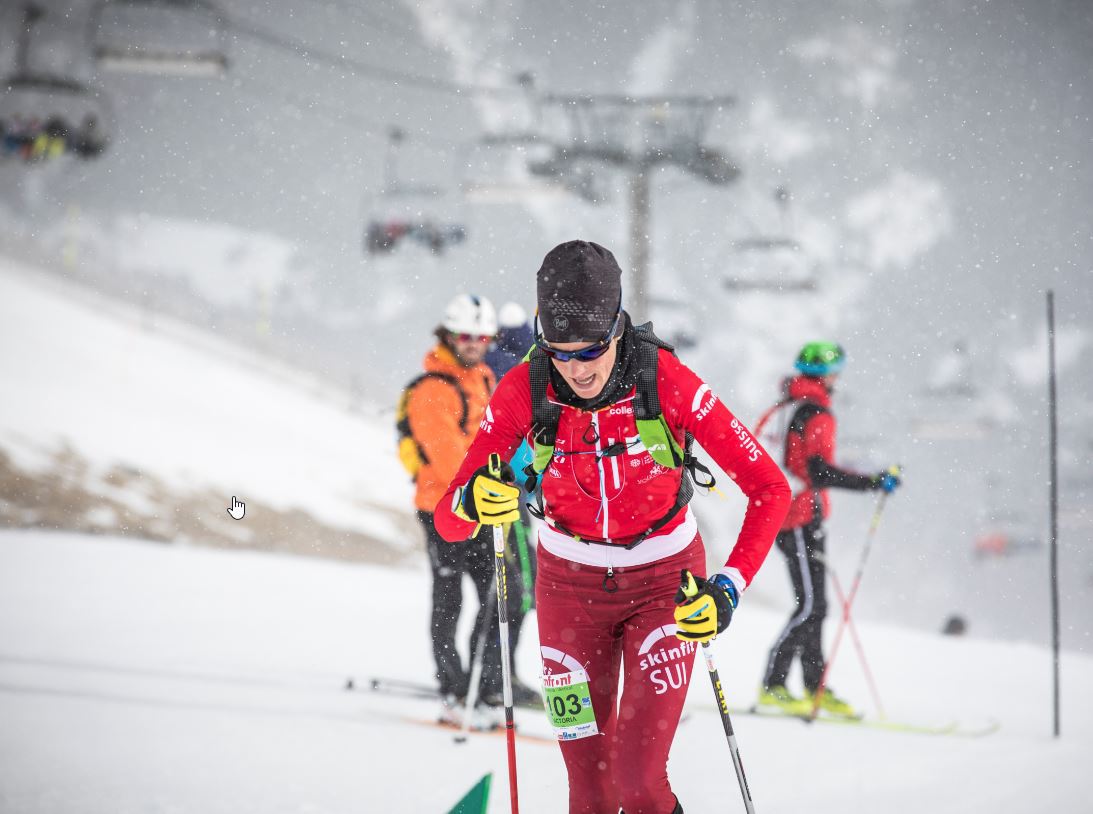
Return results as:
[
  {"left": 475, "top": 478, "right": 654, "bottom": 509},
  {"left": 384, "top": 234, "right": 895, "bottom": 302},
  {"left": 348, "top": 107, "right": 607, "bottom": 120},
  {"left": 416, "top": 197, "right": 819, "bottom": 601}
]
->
[
  {"left": 679, "top": 568, "right": 699, "bottom": 600},
  {"left": 488, "top": 452, "right": 504, "bottom": 480}
]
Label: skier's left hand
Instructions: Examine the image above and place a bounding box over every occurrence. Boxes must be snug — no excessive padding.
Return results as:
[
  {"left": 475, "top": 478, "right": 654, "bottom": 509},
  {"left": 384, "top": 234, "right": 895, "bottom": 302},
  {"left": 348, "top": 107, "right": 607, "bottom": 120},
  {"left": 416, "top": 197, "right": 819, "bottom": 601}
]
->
[
  {"left": 674, "top": 570, "right": 739, "bottom": 642},
  {"left": 872, "top": 464, "right": 903, "bottom": 494}
]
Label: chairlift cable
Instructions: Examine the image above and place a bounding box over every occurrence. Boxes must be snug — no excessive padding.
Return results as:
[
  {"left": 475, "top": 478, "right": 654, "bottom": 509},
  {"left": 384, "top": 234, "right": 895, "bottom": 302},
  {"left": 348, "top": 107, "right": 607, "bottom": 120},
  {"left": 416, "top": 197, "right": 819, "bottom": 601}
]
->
[
  {"left": 230, "top": 75, "right": 383, "bottom": 134},
  {"left": 304, "top": 0, "right": 432, "bottom": 51},
  {"left": 233, "top": 74, "right": 466, "bottom": 148},
  {"left": 226, "top": 14, "right": 521, "bottom": 98}
]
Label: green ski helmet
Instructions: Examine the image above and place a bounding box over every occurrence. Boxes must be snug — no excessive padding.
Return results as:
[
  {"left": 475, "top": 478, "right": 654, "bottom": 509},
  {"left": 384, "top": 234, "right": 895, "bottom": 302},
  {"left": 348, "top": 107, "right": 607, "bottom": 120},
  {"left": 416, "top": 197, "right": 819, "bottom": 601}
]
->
[{"left": 795, "top": 341, "right": 846, "bottom": 376}]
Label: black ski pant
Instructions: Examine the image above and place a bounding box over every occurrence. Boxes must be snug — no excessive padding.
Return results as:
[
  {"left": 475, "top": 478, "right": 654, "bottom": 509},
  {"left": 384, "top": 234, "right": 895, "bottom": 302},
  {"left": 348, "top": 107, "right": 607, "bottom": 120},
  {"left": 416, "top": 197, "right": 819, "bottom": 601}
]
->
[
  {"left": 762, "top": 518, "right": 828, "bottom": 693},
  {"left": 418, "top": 511, "right": 529, "bottom": 699}
]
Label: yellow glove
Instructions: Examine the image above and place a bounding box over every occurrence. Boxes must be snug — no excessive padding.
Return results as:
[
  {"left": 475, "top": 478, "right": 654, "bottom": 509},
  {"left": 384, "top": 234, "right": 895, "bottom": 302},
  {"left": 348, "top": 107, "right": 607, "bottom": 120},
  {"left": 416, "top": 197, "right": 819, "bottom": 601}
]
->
[
  {"left": 674, "top": 569, "right": 738, "bottom": 642},
  {"left": 453, "top": 453, "right": 521, "bottom": 526}
]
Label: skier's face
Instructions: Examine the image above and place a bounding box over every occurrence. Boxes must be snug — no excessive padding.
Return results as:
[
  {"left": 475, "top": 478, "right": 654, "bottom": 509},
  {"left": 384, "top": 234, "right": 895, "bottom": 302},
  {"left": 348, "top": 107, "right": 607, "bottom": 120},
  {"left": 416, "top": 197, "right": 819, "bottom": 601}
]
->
[
  {"left": 450, "top": 333, "right": 491, "bottom": 366},
  {"left": 549, "top": 337, "right": 618, "bottom": 399}
]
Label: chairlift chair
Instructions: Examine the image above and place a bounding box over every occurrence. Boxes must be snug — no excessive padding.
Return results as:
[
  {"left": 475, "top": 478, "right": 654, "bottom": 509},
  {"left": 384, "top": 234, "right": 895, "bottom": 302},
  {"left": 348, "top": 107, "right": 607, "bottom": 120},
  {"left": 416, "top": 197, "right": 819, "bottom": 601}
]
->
[
  {"left": 363, "top": 127, "right": 468, "bottom": 257},
  {"left": 90, "top": 0, "right": 229, "bottom": 77},
  {"left": 723, "top": 186, "right": 819, "bottom": 292},
  {"left": 1, "top": 6, "right": 113, "bottom": 163},
  {"left": 723, "top": 236, "right": 818, "bottom": 292},
  {"left": 0, "top": 75, "right": 113, "bottom": 161}
]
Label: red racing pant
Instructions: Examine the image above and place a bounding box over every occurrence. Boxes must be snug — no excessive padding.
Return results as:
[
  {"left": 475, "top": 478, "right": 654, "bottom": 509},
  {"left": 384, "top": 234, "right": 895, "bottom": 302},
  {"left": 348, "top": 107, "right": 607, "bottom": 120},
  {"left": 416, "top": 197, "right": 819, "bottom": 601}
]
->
[{"left": 535, "top": 534, "right": 705, "bottom": 814}]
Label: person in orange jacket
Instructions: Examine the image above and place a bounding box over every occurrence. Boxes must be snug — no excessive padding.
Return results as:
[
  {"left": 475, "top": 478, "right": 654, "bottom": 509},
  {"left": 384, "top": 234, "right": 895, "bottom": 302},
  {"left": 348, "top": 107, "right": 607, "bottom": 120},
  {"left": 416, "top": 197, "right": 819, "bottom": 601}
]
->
[{"left": 405, "top": 294, "right": 533, "bottom": 728}]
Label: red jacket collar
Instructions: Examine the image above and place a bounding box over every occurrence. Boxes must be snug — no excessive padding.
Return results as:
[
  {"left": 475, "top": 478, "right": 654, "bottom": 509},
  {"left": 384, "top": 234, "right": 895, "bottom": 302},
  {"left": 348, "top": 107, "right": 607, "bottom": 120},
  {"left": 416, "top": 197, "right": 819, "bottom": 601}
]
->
[{"left": 787, "top": 374, "right": 831, "bottom": 408}]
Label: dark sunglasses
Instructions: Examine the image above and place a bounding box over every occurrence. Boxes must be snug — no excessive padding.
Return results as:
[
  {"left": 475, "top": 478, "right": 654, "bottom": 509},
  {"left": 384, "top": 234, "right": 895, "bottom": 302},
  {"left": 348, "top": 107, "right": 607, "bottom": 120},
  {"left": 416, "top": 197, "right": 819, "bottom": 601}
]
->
[{"left": 534, "top": 308, "right": 622, "bottom": 363}]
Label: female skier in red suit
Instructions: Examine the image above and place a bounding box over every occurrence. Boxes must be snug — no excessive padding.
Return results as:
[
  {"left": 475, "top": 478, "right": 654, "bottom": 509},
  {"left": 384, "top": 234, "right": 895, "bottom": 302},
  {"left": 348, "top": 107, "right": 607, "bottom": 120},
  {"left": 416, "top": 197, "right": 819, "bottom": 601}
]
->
[{"left": 434, "top": 240, "right": 790, "bottom": 814}]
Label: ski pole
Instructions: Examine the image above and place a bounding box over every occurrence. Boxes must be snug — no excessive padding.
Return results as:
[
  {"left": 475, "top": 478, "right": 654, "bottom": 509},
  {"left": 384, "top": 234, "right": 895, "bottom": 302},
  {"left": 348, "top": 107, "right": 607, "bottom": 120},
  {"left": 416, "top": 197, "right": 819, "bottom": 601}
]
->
[
  {"left": 487, "top": 454, "right": 520, "bottom": 814},
  {"left": 699, "top": 643, "right": 756, "bottom": 814},
  {"left": 454, "top": 577, "right": 497, "bottom": 744},
  {"left": 812, "top": 548, "right": 886, "bottom": 718},
  {"left": 828, "top": 568, "right": 885, "bottom": 719},
  {"left": 680, "top": 571, "right": 756, "bottom": 814},
  {"left": 811, "top": 492, "right": 888, "bottom": 720}
]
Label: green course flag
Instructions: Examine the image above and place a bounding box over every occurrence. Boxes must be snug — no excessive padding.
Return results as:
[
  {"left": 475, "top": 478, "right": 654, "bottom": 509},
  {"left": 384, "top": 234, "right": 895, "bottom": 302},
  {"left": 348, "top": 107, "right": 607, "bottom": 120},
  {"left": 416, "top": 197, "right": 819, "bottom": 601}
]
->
[{"left": 446, "top": 773, "right": 491, "bottom": 814}]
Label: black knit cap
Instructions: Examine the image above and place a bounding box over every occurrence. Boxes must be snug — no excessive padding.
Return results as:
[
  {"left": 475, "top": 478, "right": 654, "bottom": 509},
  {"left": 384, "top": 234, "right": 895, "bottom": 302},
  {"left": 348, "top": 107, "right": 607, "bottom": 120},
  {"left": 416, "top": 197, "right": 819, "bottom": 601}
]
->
[{"left": 536, "top": 240, "right": 623, "bottom": 343}]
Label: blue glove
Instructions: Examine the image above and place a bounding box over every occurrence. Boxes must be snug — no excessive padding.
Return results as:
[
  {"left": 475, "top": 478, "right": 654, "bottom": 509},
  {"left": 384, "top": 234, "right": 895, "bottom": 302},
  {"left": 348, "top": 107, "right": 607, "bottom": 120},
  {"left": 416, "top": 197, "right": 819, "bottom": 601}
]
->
[{"left": 872, "top": 465, "right": 902, "bottom": 493}]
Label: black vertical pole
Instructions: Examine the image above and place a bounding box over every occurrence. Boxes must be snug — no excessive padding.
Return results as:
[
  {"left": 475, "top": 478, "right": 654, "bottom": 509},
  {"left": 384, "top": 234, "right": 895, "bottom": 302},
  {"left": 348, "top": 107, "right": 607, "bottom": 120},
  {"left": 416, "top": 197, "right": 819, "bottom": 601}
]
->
[
  {"left": 1046, "top": 290, "right": 1060, "bottom": 738},
  {"left": 16, "top": 6, "right": 44, "bottom": 75}
]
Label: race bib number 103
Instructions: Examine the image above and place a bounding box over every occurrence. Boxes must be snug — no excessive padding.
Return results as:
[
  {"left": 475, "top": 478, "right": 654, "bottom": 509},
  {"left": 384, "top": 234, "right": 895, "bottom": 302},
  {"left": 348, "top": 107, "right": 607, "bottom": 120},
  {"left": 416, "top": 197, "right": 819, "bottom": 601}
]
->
[{"left": 542, "top": 668, "right": 599, "bottom": 741}]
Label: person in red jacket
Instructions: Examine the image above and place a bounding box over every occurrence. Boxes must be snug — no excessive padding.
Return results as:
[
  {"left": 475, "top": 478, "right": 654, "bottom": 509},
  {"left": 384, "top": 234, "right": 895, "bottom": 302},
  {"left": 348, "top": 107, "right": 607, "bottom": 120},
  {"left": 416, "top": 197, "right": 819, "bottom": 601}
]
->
[
  {"left": 757, "top": 342, "right": 901, "bottom": 718},
  {"left": 433, "top": 240, "right": 790, "bottom": 814}
]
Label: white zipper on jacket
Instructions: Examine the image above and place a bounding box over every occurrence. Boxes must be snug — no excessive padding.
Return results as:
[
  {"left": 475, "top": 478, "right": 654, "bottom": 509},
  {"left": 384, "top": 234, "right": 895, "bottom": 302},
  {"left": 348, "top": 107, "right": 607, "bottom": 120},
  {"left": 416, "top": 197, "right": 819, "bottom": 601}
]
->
[
  {"left": 608, "top": 434, "right": 621, "bottom": 489},
  {"left": 592, "top": 411, "right": 610, "bottom": 541}
]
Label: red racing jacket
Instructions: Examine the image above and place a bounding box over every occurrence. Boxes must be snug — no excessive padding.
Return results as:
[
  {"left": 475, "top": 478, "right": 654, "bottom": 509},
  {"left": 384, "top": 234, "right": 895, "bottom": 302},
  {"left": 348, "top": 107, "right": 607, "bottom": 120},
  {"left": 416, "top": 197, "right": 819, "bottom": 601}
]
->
[
  {"left": 781, "top": 375, "right": 877, "bottom": 529},
  {"left": 434, "top": 349, "right": 791, "bottom": 592}
]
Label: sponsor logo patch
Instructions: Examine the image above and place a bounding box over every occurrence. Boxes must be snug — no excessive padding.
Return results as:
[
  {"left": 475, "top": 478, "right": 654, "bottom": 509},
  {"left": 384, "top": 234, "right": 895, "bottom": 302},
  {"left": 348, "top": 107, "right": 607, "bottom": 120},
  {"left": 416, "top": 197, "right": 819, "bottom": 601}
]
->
[
  {"left": 692, "top": 384, "right": 718, "bottom": 421},
  {"left": 637, "top": 624, "right": 697, "bottom": 695},
  {"left": 636, "top": 463, "right": 670, "bottom": 484},
  {"left": 691, "top": 384, "right": 711, "bottom": 412},
  {"left": 479, "top": 404, "right": 495, "bottom": 433},
  {"left": 729, "top": 417, "right": 763, "bottom": 462}
]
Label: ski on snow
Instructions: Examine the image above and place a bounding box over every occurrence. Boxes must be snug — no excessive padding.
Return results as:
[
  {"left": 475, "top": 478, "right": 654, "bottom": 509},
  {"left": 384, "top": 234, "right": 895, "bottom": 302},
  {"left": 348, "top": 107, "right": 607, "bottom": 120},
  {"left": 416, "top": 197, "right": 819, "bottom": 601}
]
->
[
  {"left": 350, "top": 676, "right": 556, "bottom": 744},
  {"left": 349, "top": 675, "right": 545, "bottom": 712},
  {"left": 358, "top": 676, "right": 997, "bottom": 738},
  {"left": 732, "top": 705, "right": 999, "bottom": 738},
  {"left": 403, "top": 715, "right": 557, "bottom": 745}
]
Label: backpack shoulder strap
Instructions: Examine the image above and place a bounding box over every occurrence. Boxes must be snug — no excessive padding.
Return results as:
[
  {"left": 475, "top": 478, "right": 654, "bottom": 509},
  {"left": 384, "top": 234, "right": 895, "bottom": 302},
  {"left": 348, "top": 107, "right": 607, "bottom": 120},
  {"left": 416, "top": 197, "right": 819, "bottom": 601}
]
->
[
  {"left": 632, "top": 320, "right": 675, "bottom": 352},
  {"left": 787, "top": 400, "right": 828, "bottom": 438},
  {"left": 527, "top": 349, "right": 561, "bottom": 473},
  {"left": 631, "top": 322, "right": 667, "bottom": 421},
  {"left": 630, "top": 322, "right": 689, "bottom": 468}
]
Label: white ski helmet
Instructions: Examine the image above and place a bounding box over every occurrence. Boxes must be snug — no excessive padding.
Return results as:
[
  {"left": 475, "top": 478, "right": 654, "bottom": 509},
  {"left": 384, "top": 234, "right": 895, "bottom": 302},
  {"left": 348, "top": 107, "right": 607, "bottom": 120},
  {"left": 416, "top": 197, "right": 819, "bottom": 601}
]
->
[
  {"left": 497, "top": 301, "right": 528, "bottom": 329},
  {"left": 442, "top": 294, "right": 498, "bottom": 336}
]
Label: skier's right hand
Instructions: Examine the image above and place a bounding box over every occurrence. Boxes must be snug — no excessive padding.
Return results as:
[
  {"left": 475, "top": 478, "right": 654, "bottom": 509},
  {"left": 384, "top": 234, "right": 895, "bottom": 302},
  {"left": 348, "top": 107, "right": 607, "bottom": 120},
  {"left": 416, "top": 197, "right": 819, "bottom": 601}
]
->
[
  {"left": 872, "top": 465, "right": 902, "bottom": 494},
  {"left": 453, "top": 453, "right": 520, "bottom": 526}
]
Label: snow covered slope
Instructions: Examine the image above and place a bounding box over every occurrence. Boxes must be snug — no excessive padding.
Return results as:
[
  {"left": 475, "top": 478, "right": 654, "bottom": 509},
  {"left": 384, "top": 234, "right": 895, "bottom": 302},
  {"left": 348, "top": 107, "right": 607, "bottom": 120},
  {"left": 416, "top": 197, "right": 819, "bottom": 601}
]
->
[
  {"left": 0, "top": 258, "right": 414, "bottom": 559},
  {"left": 1, "top": 530, "right": 1089, "bottom": 813}
]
